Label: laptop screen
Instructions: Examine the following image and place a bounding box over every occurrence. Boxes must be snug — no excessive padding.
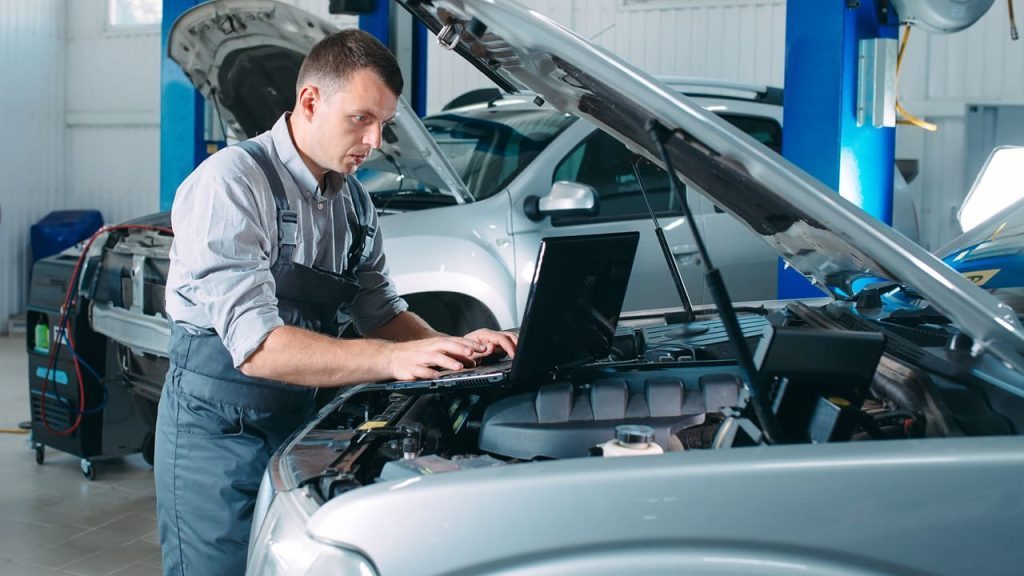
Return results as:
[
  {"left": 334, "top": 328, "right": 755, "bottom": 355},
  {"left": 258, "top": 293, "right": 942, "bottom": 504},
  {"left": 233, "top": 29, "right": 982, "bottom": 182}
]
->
[{"left": 510, "top": 231, "right": 640, "bottom": 383}]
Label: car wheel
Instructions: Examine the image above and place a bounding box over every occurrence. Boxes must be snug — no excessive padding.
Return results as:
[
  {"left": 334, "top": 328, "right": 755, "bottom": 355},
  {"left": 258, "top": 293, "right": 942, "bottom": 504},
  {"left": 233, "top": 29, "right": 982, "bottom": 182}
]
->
[{"left": 404, "top": 293, "right": 500, "bottom": 335}]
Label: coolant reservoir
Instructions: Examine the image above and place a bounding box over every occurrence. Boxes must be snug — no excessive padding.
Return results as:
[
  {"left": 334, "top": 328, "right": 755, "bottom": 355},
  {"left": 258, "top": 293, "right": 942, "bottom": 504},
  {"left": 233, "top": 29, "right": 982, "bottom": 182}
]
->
[{"left": 597, "top": 425, "right": 664, "bottom": 457}]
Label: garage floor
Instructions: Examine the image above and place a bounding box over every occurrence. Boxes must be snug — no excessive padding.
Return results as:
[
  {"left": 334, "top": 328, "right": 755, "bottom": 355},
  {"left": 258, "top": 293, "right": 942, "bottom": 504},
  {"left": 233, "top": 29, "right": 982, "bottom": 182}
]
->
[{"left": 0, "top": 335, "right": 162, "bottom": 576}]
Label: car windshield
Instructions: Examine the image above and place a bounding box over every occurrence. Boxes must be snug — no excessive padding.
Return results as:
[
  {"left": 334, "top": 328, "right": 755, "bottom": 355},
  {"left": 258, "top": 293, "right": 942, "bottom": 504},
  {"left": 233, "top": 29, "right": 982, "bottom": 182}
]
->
[{"left": 358, "top": 106, "right": 577, "bottom": 205}]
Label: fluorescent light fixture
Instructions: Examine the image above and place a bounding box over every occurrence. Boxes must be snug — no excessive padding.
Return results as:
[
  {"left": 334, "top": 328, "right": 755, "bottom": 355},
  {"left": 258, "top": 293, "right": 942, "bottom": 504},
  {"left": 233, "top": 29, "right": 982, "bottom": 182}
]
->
[{"left": 958, "top": 146, "right": 1024, "bottom": 232}]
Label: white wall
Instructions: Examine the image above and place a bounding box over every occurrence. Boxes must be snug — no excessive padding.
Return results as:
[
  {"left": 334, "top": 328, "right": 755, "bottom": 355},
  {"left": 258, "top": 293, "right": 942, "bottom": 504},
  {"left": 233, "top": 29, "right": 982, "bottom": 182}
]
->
[
  {"left": 1, "top": 0, "right": 67, "bottom": 330},
  {"left": 65, "top": 0, "right": 161, "bottom": 226}
]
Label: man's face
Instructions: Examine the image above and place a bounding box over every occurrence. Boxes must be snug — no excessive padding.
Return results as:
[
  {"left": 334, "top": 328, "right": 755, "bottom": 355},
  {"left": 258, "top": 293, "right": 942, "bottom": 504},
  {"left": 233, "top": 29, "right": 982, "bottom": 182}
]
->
[{"left": 306, "top": 68, "right": 398, "bottom": 175}]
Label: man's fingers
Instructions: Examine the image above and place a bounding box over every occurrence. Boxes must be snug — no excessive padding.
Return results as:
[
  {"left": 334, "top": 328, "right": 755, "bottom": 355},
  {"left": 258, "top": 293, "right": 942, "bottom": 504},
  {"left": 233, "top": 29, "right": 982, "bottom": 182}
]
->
[
  {"left": 429, "top": 352, "right": 466, "bottom": 372},
  {"left": 411, "top": 366, "right": 441, "bottom": 381},
  {"left": 490, "top": 333, "right": 517, "bottom": 358},
  {"left": 431, "top": 338, "right": 482, "bottom": 360}
]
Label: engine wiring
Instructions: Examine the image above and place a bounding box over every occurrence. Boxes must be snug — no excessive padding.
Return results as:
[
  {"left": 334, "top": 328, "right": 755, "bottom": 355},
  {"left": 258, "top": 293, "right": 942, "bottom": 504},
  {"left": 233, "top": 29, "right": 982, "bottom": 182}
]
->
[{"left": 39, "top": 224, "right": 172, "bottom": 437}]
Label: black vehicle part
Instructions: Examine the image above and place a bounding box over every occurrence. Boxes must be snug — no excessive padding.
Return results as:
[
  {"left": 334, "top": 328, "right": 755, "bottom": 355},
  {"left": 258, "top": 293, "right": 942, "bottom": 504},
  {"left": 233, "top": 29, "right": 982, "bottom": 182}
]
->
[
  {"left": 753, "top": 325, "right": 886, "bottom": 443},
  {"left": 785, "top": 301, "right": 967, "bottom": 437},
  {"left": 478, "top": 374, "right": 739, "bottom": 459},
  {"left": 674, "top": 413, "right": 724, "bottom": 449}
]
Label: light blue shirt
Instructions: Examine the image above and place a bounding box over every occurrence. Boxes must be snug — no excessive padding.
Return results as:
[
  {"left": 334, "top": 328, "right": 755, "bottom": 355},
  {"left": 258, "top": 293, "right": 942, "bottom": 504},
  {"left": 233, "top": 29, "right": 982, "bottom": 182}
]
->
[{"left": 165, "top": 113, "right": 407, "bottom": 367}]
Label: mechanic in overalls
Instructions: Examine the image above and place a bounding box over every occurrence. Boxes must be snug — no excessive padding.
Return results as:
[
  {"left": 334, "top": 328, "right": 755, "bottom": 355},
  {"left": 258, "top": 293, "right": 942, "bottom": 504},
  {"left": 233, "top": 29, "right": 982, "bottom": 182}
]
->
[{"left": 155, "top": 30, "right": 517, "bottom": 576}]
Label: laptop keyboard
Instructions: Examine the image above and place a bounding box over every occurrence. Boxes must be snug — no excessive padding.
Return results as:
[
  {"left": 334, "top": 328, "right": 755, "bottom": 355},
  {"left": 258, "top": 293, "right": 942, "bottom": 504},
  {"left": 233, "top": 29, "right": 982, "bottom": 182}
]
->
[{"left": 434, "top": 358, "right": 514, "bottom": 380}]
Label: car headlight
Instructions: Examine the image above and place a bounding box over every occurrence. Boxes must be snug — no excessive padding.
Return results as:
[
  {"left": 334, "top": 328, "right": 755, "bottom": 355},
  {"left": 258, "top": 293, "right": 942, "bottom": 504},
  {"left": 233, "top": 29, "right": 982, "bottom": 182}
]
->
[{"left": 246, "top": 488, "right": 377, "bottom": 576}]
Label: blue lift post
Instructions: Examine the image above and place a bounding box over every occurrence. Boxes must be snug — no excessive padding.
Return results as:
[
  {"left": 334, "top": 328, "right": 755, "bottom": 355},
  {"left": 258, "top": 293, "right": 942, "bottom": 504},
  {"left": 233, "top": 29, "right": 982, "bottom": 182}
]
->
[
  {"left": 780, "top": 0, "right": 899, "bottom": 298},
  {"left": 160, "top": 0, "right": 207, "bottom": 211},
  {"left": 359, "top": 0, "right": 390, "bottom": 48},
  {"left": 360, "top": 0, "right": 429, "bottom": 116}
]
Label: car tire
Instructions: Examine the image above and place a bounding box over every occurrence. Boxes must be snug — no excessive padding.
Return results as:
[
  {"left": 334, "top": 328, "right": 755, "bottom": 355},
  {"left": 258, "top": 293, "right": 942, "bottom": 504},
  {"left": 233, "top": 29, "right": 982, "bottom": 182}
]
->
[{"left": 403, "top": 293, "right": 500, "bottom": 335}]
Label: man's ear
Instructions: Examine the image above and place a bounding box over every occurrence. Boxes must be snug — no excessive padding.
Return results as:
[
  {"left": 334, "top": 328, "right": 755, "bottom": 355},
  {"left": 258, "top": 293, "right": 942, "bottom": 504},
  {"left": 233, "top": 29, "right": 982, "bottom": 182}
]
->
[{"left": 296, "top": 85, "right": 319, "bottom": 120}]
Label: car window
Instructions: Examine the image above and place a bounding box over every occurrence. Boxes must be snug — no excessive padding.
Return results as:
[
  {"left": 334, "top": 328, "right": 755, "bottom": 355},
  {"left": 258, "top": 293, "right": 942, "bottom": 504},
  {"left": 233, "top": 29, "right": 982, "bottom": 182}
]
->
[
  {"left": 551, "top": 129, "right": 681, "bottom": 226},
  {"left": 717, "top": 113, "right": 783, "bottom": 153},
  {"left": 424, "top": 108, "right": 577, "bottom": 201}
]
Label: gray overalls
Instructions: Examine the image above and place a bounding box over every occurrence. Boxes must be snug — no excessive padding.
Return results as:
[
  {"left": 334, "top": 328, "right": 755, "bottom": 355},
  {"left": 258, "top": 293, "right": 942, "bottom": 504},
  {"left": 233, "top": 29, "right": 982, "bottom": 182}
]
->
[{"left": 154, "top": 141, "right": 373, "bottom": 576}]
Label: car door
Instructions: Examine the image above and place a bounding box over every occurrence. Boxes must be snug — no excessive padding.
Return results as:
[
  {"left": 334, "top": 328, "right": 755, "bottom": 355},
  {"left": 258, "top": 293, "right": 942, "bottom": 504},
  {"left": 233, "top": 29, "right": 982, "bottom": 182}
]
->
[{"left": 510, "top": 121, "right": 707, "bottom": 316}]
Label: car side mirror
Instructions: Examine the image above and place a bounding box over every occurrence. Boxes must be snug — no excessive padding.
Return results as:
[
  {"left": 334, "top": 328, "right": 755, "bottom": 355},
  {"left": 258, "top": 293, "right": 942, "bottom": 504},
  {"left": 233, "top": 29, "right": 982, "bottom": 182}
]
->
[{"left": 524, "top": 181, "right": 599, "bottom": 221}]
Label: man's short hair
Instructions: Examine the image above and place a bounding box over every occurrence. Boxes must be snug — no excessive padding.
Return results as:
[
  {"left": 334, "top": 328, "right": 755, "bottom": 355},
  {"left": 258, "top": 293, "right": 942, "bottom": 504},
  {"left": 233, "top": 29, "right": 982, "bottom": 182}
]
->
[{"left": 297, "top": 29, "right": 404, "bottom": 97}]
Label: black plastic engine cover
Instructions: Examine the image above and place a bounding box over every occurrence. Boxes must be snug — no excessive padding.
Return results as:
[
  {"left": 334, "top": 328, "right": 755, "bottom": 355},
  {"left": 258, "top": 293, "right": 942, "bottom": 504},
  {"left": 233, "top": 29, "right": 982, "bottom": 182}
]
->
[{"left": 479, "top": 373, "right": 740, "bottom": 459}]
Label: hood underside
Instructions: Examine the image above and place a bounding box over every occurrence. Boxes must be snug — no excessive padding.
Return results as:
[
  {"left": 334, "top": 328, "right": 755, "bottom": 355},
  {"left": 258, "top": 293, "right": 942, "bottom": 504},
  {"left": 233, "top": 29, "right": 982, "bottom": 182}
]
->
[{"left": 168, "top": 0, "right": 336, "bottom": 139}]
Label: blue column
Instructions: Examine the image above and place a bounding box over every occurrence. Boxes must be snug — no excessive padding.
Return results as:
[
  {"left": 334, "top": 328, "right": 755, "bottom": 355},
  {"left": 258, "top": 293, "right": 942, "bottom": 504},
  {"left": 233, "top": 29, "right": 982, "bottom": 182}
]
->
[
  {"left": 160, "top": 0, "right": 206, "bottom": 211},
  {"left": 361, "top": 1, "right": 428, "bottom": 116},
  {"left": 779, "top": 0, "right": 898, "bottom": 298},
  {"left": 359, "top": 0, "right": 391, "bottom": 48}
]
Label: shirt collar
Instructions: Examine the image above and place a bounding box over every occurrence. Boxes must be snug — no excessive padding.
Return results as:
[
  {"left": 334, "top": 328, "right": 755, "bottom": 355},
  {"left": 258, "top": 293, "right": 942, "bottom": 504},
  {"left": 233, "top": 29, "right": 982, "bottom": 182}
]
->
[{"left": 271, "top": 112, "right": 346, "bottom": 201}]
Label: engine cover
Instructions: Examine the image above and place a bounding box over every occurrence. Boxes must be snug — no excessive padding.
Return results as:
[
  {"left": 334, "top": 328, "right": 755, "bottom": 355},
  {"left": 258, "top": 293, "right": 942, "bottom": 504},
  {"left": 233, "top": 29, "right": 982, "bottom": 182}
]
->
[{"left": 479, "top": 372, "right": 740, "bottom": 459}]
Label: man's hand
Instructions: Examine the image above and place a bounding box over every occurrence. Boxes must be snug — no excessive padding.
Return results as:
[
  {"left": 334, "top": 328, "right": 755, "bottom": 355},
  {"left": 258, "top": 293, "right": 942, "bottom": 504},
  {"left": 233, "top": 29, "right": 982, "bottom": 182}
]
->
[
  {"left": 463, "top": 329, "right": 518, "bottom": 361},
  {"left": 385, "top": 336, "right": 488, "bottom": 381}
]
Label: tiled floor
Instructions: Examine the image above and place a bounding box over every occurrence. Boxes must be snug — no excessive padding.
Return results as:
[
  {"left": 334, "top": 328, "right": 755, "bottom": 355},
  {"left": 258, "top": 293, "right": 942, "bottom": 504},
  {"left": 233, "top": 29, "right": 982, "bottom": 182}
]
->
[{"left": 0, "top": 335, "right": 162, "bottom": 576}]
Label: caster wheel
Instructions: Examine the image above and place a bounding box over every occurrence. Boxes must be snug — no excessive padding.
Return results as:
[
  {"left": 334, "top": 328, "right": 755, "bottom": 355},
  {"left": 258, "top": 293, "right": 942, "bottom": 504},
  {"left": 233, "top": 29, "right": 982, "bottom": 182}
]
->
[
  {"left": 142, "top": 432, "right": 155, "bottom": 467},
  {"left": 81, "top": 459, "right": 96, "bottom": 481},
  {"left": 35, "top": 445, "right": 44, "bottom": 465}
]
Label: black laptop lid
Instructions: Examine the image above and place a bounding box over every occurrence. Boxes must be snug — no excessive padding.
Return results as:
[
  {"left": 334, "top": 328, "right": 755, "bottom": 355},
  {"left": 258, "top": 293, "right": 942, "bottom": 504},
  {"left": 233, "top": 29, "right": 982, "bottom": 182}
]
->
[{"left": 509, "top": 231, "right": 640, "bottom": 383}]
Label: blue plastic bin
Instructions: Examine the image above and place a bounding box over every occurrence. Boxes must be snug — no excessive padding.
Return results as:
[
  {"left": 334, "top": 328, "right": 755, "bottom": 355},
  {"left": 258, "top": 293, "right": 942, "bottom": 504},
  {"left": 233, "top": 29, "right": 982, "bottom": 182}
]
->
[{"left": 30, "top": 210, "right": 104, "bottom": 263}]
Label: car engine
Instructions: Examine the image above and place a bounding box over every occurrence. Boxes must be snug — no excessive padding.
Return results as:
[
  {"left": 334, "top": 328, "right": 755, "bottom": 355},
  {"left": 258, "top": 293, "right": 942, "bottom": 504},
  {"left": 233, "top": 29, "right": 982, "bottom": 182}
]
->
[{"left": 284, "top": 300, "right": 1015, "bottom": 505}]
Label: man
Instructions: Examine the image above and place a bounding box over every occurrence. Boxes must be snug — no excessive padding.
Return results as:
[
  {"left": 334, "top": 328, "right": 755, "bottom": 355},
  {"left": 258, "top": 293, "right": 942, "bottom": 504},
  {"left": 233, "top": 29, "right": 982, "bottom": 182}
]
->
[{"left": 155, "top": 30, "right": 516, "bottom": 576}]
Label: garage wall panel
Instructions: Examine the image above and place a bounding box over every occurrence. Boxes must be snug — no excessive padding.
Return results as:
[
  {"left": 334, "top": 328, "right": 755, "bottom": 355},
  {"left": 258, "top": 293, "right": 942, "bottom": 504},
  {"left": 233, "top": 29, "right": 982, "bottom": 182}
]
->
[
  {"left": 67, "top": 127, "right": 161, "bottom": 226},
  {"left": 65, "top": 0, "right": 162, "bottom": 225},
  {"left": 920, "top": 6, "right": 1024, "bottom": 103},
  {"left": 918, "top": 117, "right": 967, "bottom": 250},
  {"left": 0, "top": 0, "right": 66, "bottom": 330}
]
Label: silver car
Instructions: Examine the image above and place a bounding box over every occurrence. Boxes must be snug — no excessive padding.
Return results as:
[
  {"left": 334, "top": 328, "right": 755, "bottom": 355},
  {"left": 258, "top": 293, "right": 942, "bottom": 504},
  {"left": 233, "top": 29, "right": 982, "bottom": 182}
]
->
[{"left": 240, "top": 1, "right": 1024, "bottom": 575}]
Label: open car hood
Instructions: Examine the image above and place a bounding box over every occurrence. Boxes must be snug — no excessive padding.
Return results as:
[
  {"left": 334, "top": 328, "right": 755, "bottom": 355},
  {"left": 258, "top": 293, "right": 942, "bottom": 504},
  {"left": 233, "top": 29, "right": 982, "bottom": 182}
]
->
[
  {"left": 167, "top": 0, "right": 472, "bottom": 203},
  {"left": 397, "top": 0, "right": 1024, "bottom": 373}
]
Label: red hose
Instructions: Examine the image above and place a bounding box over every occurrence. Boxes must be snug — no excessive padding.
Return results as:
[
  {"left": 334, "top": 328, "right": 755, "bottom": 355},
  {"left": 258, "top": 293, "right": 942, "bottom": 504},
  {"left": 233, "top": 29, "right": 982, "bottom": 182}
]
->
[{"left": 39, "top": 224, "right": 173, "bottom": 436}]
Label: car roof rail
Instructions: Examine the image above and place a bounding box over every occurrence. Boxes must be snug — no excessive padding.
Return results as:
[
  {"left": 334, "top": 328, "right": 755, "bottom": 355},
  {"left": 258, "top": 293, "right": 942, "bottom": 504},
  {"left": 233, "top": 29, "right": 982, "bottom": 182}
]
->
[
  {"left": 657, "top": 76, "right": 783, "bottom": 106},
  {"left": 442, "top": 87, "right": 506, "bottom": 110},
  {"left": 442, "top": 77, "right": 784, "bottom": 113}
]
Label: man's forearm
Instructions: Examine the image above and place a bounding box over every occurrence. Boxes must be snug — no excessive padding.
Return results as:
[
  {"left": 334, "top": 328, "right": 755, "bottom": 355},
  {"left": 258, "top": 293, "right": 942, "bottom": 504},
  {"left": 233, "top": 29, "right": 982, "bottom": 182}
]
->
[
  {"left": 367, "top": 310, "right": 442, "bottom": 342},
  {"left": 239, "top": 325, "right": 393, "bottom": 387}
]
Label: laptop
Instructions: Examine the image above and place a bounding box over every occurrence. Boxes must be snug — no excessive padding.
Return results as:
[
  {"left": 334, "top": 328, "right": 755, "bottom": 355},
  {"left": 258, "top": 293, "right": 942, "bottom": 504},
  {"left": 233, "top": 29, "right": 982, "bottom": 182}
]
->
[{"left": 385, "top": 231, "right": 640, "bottom": 391}]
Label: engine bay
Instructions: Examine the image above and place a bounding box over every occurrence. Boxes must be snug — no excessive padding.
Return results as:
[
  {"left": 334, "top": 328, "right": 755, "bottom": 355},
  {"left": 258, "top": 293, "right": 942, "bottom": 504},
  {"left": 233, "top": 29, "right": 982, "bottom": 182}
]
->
[{"left": 283, "top": 300, "right": 1019, "bottom": 505}]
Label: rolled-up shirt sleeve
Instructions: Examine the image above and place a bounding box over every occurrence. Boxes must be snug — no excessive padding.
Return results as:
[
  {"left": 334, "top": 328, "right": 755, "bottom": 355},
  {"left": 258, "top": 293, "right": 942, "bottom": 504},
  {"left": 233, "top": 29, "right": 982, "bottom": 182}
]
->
[
  {"left": 347, "top": 180, "right": 408, "bottom": 335},
  {"left": 168, "top": 150, "right": 283, "bottom": 367}
]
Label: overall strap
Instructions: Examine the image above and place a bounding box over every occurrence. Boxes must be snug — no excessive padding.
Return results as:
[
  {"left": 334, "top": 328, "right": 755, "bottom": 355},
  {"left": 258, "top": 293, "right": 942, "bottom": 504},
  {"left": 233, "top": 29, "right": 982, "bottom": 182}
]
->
[
  {"left": 345, "top": 174, "right": 375, "bottom": 274},
  {"left": 236, "top": 140, "right": 297, "bottom": 263}
]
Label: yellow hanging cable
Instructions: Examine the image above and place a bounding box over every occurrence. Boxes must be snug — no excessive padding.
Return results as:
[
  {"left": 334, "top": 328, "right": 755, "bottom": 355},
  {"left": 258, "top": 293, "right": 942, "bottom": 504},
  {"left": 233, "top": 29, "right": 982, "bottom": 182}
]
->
[{"left": 895, "top": 24, "right": 938, "bottom": 132}]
